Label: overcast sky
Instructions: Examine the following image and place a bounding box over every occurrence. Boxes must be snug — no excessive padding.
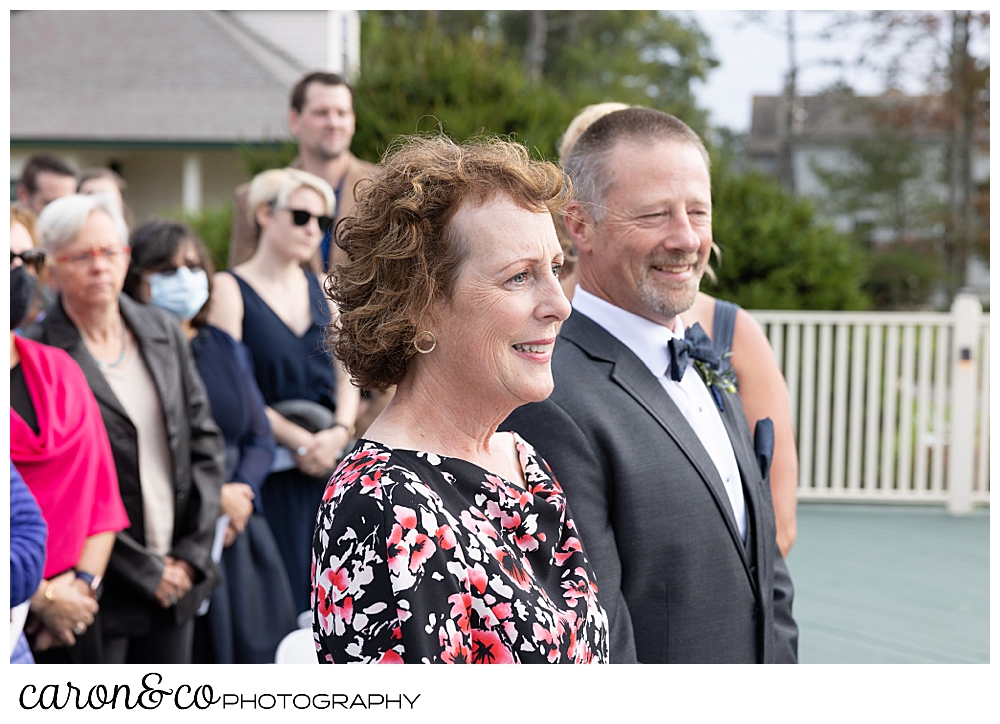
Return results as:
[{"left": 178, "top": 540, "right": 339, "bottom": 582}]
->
[{"left": 686, "top": 10, "right": 959, "bottom": 132}]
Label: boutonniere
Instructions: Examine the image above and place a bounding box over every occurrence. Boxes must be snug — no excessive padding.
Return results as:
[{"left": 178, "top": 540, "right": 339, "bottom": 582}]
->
[{"left": 692, "top": 352, "right": 737, "bottom": 412}]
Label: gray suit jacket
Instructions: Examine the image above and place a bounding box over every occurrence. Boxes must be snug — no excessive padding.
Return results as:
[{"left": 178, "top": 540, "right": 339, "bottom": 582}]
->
[
  {"left": 504, "top": 310, "right": 798, "bottom": 663},
  {"left": 28, "top": 295, "right": 225, "bottom": 637}
]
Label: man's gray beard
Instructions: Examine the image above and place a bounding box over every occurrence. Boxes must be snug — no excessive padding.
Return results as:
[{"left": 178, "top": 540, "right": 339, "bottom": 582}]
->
[{"left": 637, "top": 271, "right": 702, "bottom": 320}]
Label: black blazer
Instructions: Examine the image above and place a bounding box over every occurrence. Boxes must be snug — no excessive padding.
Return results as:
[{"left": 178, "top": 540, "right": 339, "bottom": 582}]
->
[
  {"left": 504, "top": 310, "right": 798, "bottom": 663},
  {"left": 28, "top": 295, "right": 225, "bottom": 638}
]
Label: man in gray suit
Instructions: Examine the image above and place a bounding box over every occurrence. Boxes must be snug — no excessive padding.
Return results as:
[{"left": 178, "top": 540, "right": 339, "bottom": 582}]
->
[{"left": 504, "top": 108, "right": 798, "bottom": 663}]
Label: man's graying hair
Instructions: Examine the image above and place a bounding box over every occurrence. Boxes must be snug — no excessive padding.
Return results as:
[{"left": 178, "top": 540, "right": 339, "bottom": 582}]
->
[{"left": 562, "top": 108, "right": 710, "bottom": 223}]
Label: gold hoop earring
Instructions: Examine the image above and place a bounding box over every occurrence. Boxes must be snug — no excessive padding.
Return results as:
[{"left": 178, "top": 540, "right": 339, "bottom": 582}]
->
[{"left": 413, "top": 331, "right": 437, "bottom": 354}]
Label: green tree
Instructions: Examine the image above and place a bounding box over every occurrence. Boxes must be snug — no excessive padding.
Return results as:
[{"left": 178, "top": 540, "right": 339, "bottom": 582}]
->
[
  {"left": 351, "top": 10, "right": 717, "bottom": 161},
  {"left": 495, "top": 10, "right": 717, "bottom": 128},
  {"left": 352, "top": 11, "right": 569, "bottom": 162},
  {"left": 809, "top": 119, "right": 947, "bottom": 310},
  {"left": 163, "top": 204, "right": 233, "bottom": 273},
  {"left": 811, "top": 131, "right": 943, "bottom": 241},
  {"left": 862, "top": 245, "right": 943, "bottom": 309},
  {"left": 707, "top": 157, "right": 870, "bottom": 310},
  {"left": 237, "top": 142, "right": 297, "bottom": 178},
  {"left": 831, "top": 11, "right": 990, "bottom": 285}
]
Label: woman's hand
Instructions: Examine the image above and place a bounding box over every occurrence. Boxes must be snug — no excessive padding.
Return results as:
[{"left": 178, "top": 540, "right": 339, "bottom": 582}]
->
[
  {"left": 153, "top": 557, "right": 195, "bottom": 608},
  {"left": 265, "top": 405, "right": 351, "bottom": 476},
  {"left": 294, "top": 426, "right": 349, "bottom": 477},
  {"left": 221, "top": 482, "right": 255, "bottom": 547},
  {"left": 224, "top": 522, "right": 239, "bottom": 548},
  {"left": 220, "top": 483, "right": 255, "bottom": 534},
  {"left": 29, "top": 571, "right": 99, "bottom": 649}
]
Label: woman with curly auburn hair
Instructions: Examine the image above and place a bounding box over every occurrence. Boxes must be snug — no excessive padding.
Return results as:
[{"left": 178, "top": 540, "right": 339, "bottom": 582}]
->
[{"left": 312, "top": 135, "right": 609, "bottom": 664}]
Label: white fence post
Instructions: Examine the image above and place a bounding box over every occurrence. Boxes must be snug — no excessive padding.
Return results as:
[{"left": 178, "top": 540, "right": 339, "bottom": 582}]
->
[
  {"left": 182, "top": 153, "right": 202, "bottom": 213},
  {"left": 751, "top": 307, "right": 988, "bottom": 505},
  {"left": 946, "top": 291, "right": 982, "bottom": 515}
]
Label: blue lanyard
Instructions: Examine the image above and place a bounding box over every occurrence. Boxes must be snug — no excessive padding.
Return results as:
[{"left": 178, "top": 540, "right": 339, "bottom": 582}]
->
[{"left": 320, "top": 174, "right": 347, "bottom": 272}]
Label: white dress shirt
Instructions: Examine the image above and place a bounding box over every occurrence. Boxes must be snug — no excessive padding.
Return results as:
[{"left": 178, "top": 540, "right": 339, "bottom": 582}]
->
[{"left": 572, "top": 287, "right": 748, "bottom": 540}]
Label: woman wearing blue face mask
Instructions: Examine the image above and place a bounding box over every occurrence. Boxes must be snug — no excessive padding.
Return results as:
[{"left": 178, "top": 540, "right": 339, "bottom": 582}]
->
[{"left": 124, "top": 221, "right": 298, "bottom": 663}]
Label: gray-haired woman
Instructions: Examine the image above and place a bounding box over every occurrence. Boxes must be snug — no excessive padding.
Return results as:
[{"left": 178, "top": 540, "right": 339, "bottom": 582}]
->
[{"left": 28, "top": 194, "right": 225, "bottom": 664}]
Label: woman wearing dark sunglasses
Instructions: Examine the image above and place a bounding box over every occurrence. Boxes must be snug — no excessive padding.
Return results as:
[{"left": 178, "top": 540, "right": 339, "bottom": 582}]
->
[{"left": 209, "top": 168, "right": 361, "bottom": 616}]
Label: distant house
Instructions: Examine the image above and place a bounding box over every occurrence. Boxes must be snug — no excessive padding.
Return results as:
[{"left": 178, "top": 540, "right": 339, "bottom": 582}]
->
[
  {"left": 10, "top": 10, "right": 360, "bottom": 224},
  {"left": 745, "top": 90, "right": 989, "bottom": 295}
]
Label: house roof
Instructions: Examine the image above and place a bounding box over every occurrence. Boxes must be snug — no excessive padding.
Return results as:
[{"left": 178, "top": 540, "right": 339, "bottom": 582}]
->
[
  {"left": 11, "top": 10, "right": 307, "bottom": 145},
  {"left": 745, "top": 91, "right": 982, "bottom": 157}
]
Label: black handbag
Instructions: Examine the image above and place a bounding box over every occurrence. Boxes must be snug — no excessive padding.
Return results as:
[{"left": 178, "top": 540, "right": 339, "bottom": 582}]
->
[{"left": 270, "top": 399, "right": 336, "bottom": 434}]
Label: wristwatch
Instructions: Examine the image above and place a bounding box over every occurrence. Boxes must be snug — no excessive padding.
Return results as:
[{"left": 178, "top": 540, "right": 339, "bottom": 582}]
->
[{"left": 74, "top": 569, "right": 103, "bottom": 600}]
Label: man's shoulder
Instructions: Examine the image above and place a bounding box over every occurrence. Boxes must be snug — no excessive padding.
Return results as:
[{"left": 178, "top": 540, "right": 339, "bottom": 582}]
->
[
  {"left": 546, "top": 323, "right": 620, "bottom": 413},
  {"left": 347, "top": 153, "right": 379, "bottom": 176},
  {"left": 345, "top": 154, "right": 379, "bottom": 187},
  {"left": 550, "top": 311, "right": 622, "bottom": 373},
  {"left": 551, "top": 333, "right": 598, "bottom": 375},
  {"left": 233, "top": 156, "right": 377, "bottom": 196}
]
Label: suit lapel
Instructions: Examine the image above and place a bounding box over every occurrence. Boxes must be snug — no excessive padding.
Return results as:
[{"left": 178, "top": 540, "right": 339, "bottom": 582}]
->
[
  {"left": 562, "top": 312, "right": 752, "bottom": 572},
  {"left": 718, "top": 390, "right": 768, "bottom": 594},
  {"left": 120, "top": 297, "right": 178, "bottom": 440},
  {"left": 41, "top": 299, "right": 132, "bottom": 425}
]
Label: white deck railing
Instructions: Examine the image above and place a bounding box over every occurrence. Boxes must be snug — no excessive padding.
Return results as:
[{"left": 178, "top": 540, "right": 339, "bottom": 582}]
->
[{"left": 750, "top": 293, "right": 989, "bottom": 509}]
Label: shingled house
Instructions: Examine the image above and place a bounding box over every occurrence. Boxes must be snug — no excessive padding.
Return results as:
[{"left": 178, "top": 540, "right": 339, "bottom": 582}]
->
[{"left": 11, "top": 10, "right": 360, "bottom": 223}]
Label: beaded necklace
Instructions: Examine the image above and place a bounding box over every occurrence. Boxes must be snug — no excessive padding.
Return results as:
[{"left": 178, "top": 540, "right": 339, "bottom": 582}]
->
[{"left": 93, "top": 317, "right": 129, "bottom": 369}]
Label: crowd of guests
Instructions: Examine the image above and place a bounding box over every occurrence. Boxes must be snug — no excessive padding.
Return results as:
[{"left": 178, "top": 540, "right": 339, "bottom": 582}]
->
[
  {"left": 11, "top": 70, "right": 800, "bottom": 665},
  {"left": 10, "top": 73, "right": 364, "bottom": 665}
]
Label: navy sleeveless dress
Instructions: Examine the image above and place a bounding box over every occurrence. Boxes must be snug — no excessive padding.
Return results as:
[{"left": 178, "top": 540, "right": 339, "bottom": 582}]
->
[
  {"left": 189, "top": 325, "right": 297, "bottom": 663},
  {"left": 228, "top": 271, "right": 337, "bottom": 614}
]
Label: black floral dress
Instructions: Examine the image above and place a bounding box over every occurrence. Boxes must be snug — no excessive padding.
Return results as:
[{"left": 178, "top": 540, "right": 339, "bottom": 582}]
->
[{"left": 311, "top": 433, "right": 609, "bottom": 664}]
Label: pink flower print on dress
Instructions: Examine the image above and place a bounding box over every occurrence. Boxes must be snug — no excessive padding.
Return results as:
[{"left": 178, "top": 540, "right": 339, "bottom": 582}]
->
[{"left": 470, "top": 629, "right": 514, "bottom": 664}]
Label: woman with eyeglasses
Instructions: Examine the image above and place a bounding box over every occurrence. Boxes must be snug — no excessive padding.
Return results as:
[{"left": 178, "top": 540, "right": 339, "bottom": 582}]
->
[
  {"left": 209, "top": 168, "right": 361, "bottom": 616},
  {"left": 10, "top": 203, "right": 130, "bottom": 664},
  {"left": 26, "top": 194, "right": 225, "bottom": 664},
  {"left": 123, "top": 220, "right": 298, "bottom": 663}
]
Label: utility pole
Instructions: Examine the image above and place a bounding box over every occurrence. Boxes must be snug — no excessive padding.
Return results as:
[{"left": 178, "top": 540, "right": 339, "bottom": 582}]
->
[
  {"left": 778, "top": 10, "right": 798, "bottom": 194},
  {"left": 947, "top": 9, "right": 975, "bottom": 297}
]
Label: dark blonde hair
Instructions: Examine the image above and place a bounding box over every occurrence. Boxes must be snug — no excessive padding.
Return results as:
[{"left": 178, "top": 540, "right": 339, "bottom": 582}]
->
[
  {"left": 246, "top": 168, "right": 335, "bottom": 227},
  {"left": 10, "top": 204, "right": 38, "bottom": 244},
  {"left": 328, "top": 134, "right": 569, "bottom": 391}
]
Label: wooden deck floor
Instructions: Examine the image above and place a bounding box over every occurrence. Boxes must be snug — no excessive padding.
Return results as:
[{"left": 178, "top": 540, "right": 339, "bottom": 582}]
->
[{"left": 785, "top": 503, "right": 990, "bottom": 663}]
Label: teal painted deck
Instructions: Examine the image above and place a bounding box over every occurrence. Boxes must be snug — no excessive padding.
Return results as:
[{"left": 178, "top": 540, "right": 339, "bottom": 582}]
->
[{"left": 786, "top": 503, "right": 990, "bottom": 663}]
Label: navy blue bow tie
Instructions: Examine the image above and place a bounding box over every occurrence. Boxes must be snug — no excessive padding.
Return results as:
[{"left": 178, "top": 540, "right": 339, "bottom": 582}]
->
[{"left": 667, "top": 323, "right": 720, "bottom": 382}]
